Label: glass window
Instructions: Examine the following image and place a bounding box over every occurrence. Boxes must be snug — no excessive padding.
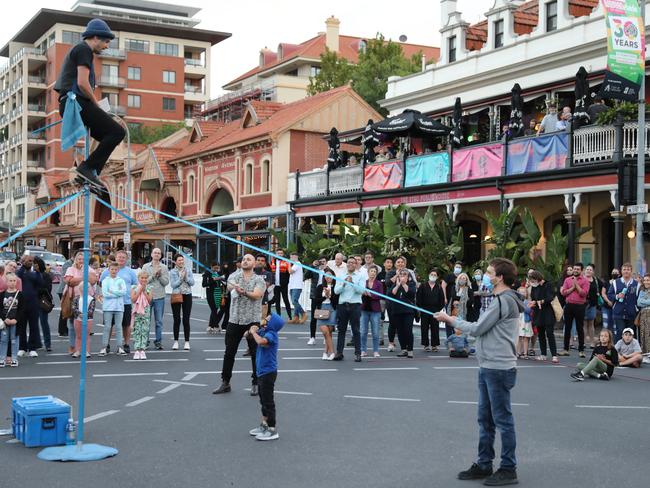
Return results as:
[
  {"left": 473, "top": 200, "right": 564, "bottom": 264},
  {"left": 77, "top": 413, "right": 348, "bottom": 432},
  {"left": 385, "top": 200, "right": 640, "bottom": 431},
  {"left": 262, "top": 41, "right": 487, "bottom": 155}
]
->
[
  {"left": 126, "top": 39, "right": 149, "bottom": 53},
  {"left": 101, "top": 65, "right": 118, "bottom": 79},
  {"left": 448, "top": 36, "right": 457, "bottom": 63},
  {"left": 546, "top": 1, "right": 558, "bottom": 32},
  {"left": 310, "top": 66, "right": 321, "bottom": 77},
  {"left": 62, "top": 31, "right": 82, "bottom": 45},
  {"left": 262, "top": 160, "right": 271, "bottom": 192},
  {"left": 162, "top": 70, "right": 176, "bottom": 84},
  {"left": 245, "top": 164, "right": 253, "bottom": 194},
  {"left": 128, "top": 66, "right": 141, "bottom": 80},
  {"left": 155, "top": 42, "right": 179, "bottom": 57},
  {"left": 188, "top": 174, "right": 195, "bottom": 202},
  {"left": 494, "top": 20, "right": 504, "bottom": 48},
  {"left": 128, "top": 94, "right": 141, "bottom": 108},
  {"left": 162, "top": 97, "right": 176, "bottom": 111}
]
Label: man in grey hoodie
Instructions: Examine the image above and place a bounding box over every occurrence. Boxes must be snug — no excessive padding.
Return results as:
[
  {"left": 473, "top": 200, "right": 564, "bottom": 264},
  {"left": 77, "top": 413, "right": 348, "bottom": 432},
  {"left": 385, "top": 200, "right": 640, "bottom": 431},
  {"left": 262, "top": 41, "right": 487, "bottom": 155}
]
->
[{"left": 436, "top": 258, "right": 523, "bottom": 487}]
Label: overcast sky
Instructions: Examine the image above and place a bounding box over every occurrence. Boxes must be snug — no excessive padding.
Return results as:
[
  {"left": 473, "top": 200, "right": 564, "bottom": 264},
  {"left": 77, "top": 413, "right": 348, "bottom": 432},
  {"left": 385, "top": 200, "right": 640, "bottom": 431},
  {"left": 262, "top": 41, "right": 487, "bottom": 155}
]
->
[{"left": 0, "top": 0, "right": 494, "bottom": 97}]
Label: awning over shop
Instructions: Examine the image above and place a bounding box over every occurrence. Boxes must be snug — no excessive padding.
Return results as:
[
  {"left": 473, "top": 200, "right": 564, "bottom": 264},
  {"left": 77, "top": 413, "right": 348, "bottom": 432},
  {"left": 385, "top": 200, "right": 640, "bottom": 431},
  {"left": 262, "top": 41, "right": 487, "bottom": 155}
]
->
[{"left": 198, "top": 204, "right": 291, "bottom": 224}]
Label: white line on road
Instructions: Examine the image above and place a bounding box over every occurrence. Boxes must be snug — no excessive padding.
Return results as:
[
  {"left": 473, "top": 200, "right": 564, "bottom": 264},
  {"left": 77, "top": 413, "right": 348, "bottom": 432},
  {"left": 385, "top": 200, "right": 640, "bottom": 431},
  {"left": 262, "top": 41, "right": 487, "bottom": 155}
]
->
[
  {"left": 93, "top": 372, "right": 168, "bottom": 377},
  {"left": 448, "top": 401, "right": 530, "bottom": 406},
  {"left": 344, "top": 395, "right": 421, "bottom": 402},
  {"left": 153, "top": 379, "right": 208, "bottom": 387},
  {"left": 244, "top": 388, "right": 313, "bottom": 396},
  {"left": 434, "top": 365, "right": 555, "bottom": 370},
  {"left": 125, "top": 396, "right": 155, "bottom": 407},
  {"left": 184, "top": 369, "right": 339, "bottom": 375},
  {"left": 575, "top": 405, "right": 650, "bottom": 409},
  {"left": 0, "top": 375, "right": 73, "bottom": 380},
  {"left": 205, "top": 358, "right": 253, "bottom": 361},
  {"left": 203, "top": 348, "right": 318, "bottom": 352},
  {"left": 353, "top": 367, "right": 420, "bottom": 371},
  {"left": 156, "top": 384, "right": 181, "bottom": 394},
  {"left": 123, "top": 358, "right": 189, "bottom": 362},
  {"left": 281, "top": 356, "right": 322, "bottom": 360},
  {"left": 36, "top": 361, "right": 107, "bottom": 365},
  {"left": 181, "top": 373, "right": 199, "bottom": 381},
  {"left": 85, "top": 410, "right": 120, "bottom": 423}
]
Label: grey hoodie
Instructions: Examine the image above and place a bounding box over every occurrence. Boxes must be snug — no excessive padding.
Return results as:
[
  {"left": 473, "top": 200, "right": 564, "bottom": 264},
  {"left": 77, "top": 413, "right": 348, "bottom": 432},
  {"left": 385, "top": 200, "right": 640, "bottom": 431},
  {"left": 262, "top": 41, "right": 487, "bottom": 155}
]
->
[{"left": 454, "top": 288, "right": 524, "bottom": 370}]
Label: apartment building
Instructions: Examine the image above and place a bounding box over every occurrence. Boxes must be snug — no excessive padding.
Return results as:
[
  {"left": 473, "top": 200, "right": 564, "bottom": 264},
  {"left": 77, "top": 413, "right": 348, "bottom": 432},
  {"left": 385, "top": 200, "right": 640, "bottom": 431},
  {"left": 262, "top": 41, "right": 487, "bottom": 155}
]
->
[{"left": 0, "top": 0, "right": 230, "bottom": 238}]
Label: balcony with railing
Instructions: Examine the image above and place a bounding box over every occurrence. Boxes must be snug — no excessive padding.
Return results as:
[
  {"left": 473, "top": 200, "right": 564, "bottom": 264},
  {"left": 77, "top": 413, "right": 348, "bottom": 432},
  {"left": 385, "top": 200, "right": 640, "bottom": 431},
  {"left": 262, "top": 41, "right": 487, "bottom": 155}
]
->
[
  {"left": 0, "top": 192, "right": 5, "bottom": 203},
  {"left": 113, "top": 105, "right": 127, "bottom": 116},
  {"left": 184, "top": 58, "right": 205, "bottom": 68},
  {"left": 27, "top": 103, "right": 46, "bottom": 114},
  {"left": 26, "top": 160, "right": 45, "bottom": 171},
  {"left": 99, "top": 49, "right": 127, "bottom": 60},
  {"left": 27, "top": 75, "right": 46, "bottom": 85},
  {"left": 10, "top": 47, "right": 46, "bottom": 66},
  {"left": 13, "top": 214, "right": 25, "bottom": 227},
  {"left": 13, "top": 185, "right": 29, "bottom": 199},
  {"left": 288, "top": 123, "right": 649, "bottom": 202},
  {"left": 10, "top": 106, "right": 23, "bottom": 120},
  {"left": 9, "top": 134, "right": 22, "bottom": 147},
  {"left": 184, "top": 85, "right": 204, "bottom": 94},
  {"left": 97, "top": 76, "right": 127, "bottom": 88}
]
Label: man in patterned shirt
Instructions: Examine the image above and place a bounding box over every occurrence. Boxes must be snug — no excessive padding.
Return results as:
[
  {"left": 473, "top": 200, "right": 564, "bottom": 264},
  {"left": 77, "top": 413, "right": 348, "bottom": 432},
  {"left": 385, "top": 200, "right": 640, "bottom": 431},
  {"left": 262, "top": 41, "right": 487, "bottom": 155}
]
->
[{"left": 213, "top": 254, "right": 266, "bottom": 396}]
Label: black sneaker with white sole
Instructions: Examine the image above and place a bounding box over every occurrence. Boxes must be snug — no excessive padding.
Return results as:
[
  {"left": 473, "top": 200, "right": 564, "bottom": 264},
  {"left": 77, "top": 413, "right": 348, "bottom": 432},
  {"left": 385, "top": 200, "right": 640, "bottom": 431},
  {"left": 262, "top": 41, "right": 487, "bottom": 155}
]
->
[
  {"left": 598, "top": 372, "right": 610, "bottom": 381},
  {"left": 570, "top": 371, "right": 585, "bottom": 381}
]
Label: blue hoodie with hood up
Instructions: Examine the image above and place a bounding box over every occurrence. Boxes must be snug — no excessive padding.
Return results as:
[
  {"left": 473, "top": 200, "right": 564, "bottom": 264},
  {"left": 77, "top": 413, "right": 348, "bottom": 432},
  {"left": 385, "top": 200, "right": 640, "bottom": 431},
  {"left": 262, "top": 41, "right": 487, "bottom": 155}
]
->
[{"left": 256, "top": 313, "right": 285, "bottom": 377}]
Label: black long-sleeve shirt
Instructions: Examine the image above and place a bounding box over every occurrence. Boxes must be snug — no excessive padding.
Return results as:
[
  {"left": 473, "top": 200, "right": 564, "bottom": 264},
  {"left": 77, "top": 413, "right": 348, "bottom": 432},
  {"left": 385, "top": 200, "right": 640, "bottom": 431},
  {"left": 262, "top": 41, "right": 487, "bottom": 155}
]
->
[
  {"left": 16, "top": 267, "right": 44, "bottom": 301},
  {"left": 416, "top": 282, "right": 446, "bottom": 312},
  {"left": 389, "top": 281, "right": 416, "bottom": 315}
]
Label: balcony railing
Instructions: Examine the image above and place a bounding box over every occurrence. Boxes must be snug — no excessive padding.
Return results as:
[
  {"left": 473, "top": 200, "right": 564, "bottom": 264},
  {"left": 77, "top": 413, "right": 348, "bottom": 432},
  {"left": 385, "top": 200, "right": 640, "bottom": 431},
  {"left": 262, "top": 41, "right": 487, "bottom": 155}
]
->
[
  {"left": 10, "top": 106, "right": 23, "bottom": 120},
  {"left": 13, "top": 214, "right": 25, "bottom": 227},
  {"left": 28, "top": 75, "right": 46, "bottom": 85},
  {"left": 13, "top": 185, "right": 29, "bottom": 198},
  {"left": 97, "top": 76, "right": 126, "bottom": 88},
  {"left": 99, "top": 49, "right": 127, "bottom": 60},
  {"left": 184, "top": 85, "right": 204, "bottom": 94},
  {"left": 27, "top": 103, "right": 46, "bottom": 113},
  {"left": 0, "top": 192, "right": 5, "bottom": 203},
  {"left": 184, "top": 58, "right": 205, "bottom": 67},
  {"left": 26, "top": 160, "right": 44, "bottom": 170},
  {"left": 113, "top": 105, "right": 127, "bottom": 116},
  {"left": 288, "top": 122, "right": 650, "bottom": 201}
]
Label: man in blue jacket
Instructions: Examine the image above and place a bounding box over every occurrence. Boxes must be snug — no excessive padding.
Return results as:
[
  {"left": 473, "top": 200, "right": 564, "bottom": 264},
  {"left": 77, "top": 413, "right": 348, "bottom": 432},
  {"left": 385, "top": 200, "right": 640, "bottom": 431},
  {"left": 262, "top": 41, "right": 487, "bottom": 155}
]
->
[
  {"left": 607, "top": 262, "right": 638, "bottom": 342},
  {"left": 16, "top": 255, "right": 45, "bottom": 357}
]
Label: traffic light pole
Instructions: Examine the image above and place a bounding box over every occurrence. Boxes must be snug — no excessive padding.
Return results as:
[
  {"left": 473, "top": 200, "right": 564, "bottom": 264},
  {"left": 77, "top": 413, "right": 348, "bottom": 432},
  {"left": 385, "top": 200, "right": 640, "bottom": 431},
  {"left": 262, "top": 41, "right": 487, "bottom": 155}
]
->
[{"left": 635, "top": 2, "right": 646, "bottom": 274}]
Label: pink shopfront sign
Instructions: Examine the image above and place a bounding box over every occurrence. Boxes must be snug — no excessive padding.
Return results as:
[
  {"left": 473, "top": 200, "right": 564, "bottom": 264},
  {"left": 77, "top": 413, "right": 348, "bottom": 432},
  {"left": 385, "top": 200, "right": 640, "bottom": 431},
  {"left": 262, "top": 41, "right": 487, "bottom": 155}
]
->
[{"left": 451, "top": 143, "right": 503, "bottom": 182}]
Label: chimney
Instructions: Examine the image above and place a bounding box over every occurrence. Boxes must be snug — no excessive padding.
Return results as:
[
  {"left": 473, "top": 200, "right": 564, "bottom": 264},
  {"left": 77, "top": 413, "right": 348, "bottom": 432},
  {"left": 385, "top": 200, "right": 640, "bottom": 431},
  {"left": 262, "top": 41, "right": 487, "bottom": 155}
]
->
[
  {"left": 325, "top": 15, "right": 340, "bottom": 52},
  {"left": 440, "top": 0, "right": 458, "bottom": 28}
]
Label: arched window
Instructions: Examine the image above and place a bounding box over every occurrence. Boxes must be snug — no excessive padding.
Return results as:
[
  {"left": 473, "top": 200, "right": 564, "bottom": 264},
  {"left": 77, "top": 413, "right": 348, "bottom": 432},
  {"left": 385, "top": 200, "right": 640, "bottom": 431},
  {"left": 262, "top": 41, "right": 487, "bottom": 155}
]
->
[
  {"left": 188, "top": 173, "right": 195, "bottom": 202},
  {"left": 244, "top": 163, "right": 253, "bottom": 194},
  {"left": 261, "top": 159, "right": 270, "bottom": 192}
]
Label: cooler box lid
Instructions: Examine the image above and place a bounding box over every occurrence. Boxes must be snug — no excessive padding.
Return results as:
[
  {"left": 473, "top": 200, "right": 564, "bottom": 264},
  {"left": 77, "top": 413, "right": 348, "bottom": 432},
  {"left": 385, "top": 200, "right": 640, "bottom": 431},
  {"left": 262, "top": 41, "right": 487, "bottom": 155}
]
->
[{"left": 13, "top": 396, "right": 70, "bottom": 415}]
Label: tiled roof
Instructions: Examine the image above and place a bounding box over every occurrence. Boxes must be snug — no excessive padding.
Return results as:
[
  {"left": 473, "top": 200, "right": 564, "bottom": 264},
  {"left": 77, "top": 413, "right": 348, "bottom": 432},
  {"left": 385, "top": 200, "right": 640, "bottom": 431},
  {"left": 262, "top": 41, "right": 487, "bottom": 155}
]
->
[
  {"left": 249, "top": 100, "right": 284, "bottom": 120},
  {"left": 171, "top": 85, "right": 357, "bottom": 162},
  {"left": 225, "top": 34, "right": 439, "bottom": 87},
  {"left": 195, "top": 120, "right": 224, "bottom": 138},
  {"left": 151, "top": 146, "right": 182, "bottom": 182}
]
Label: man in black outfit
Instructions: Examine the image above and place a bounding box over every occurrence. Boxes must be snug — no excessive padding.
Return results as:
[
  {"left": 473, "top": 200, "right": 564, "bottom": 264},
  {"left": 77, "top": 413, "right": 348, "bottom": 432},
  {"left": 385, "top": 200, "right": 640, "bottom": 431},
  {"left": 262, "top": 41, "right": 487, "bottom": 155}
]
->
[
  {"left": 54, "top": 18, "right": 126, "bottom": 190},
  {"left": 271, "top": 249, "right": 292, "bottom": 320}
]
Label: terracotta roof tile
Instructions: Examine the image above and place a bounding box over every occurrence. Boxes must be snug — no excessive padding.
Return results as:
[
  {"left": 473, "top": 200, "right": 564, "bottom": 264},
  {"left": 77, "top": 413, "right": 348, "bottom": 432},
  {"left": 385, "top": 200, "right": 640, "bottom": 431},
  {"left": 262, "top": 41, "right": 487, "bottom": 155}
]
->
[
  {"left": 196, "top": 120, "right": 224, "bottom": 138},
  {"left": 225, "top": 34, "right": 439, "bottom": 87},
  {"left": 249, "top": 100, "right": 284, "bottom": 120},
  {"left": 152, "top": 147, "right": 182, "bottom": 182}
]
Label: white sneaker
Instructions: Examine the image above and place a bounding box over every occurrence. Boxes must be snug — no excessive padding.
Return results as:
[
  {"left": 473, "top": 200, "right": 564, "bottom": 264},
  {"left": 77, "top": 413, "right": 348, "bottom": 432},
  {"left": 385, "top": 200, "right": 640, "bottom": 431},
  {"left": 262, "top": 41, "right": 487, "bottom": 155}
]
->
[
  {"left": 256, "top": 428, "right": 279, "bottom": 441},
  {"left": 140, "top": 351, "right": 147, "bottom": 360},
  {"left": 360, "top": 351, "right": 368, "bottom": 357},
  {"left": 643, "top": 356, "right": 650, "bottom": 364},
  {"left": 387, "top": 344, "right": 395, "bottom": 352},
  {"left": 184, "top": 342, "right": 190, "bottom": 351},
  {"left": 17, "top": 350, "right": 26, "bottom": 358},
  {"left": 206, "top": 326, "right": 213, "bottom": 334},
  {"left": 29, "top": 350, "right": 38, "bottom": 358},
  {"left": 117, "top": 347, "right": 127, "bottom": 356},
  {"left": 172, "top": 341, "right": 179, "bottom": 350},
  {"left": 327, "top": 353, "right": 335, "bottom": 361},
  {"left": 307, "top": 337, "right": 316, "bottom": 345},
  {"left": 322, "top": 352, "right": 328, "bottom": 360},
  {"left": 133, "top": 351, "right": 141, "bottom": 360},
  {"left": 99, "top": 348, "right": 107, "bottom": 356},
  {"left": 373, "top": 352, "right": 381, "bottom": 358}
]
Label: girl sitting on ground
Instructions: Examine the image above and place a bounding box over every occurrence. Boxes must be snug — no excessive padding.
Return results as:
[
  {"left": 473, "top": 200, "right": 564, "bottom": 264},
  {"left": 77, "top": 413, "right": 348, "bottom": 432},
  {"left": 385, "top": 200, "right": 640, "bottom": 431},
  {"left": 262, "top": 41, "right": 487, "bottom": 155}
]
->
[{"left": 570, "top": 329, "right": 618, "bottom": 381}]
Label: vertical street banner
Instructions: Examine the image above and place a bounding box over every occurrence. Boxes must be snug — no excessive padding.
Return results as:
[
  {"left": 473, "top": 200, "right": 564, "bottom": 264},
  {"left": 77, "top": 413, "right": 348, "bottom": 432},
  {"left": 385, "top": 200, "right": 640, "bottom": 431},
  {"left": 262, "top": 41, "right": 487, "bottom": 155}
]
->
[{"left": 600, "top": 0, "right": 645, "bottom": 101}]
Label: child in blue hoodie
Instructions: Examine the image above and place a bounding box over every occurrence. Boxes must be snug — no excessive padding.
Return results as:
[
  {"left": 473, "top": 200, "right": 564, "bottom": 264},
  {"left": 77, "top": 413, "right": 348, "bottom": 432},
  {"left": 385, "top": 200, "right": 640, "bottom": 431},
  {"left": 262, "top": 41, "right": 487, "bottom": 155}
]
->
[{"left": 248, "top": 313, "right": 285, "bottom": 441}]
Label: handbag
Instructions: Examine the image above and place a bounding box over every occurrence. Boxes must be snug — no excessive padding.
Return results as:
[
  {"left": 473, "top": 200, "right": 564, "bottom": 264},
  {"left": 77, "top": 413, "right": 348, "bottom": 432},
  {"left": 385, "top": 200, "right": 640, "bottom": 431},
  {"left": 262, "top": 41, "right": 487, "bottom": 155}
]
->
[
  {"left": 314, "top": 309, "right": 330, "bottom": 320},
  {"left": 39, "top": 292, "right": 54, "bottom": 313},
  {"left": 550, "top": 296, "right": 563, "bottom": 322},
  {"left": 171, "top": 293, "right": 184, "bottom": 304},
  {"left": 61, "top": 287, "right": 73, "bottom": 319},
  {"left": 634, "top": 312, "right": 641, "bottom": 327}
]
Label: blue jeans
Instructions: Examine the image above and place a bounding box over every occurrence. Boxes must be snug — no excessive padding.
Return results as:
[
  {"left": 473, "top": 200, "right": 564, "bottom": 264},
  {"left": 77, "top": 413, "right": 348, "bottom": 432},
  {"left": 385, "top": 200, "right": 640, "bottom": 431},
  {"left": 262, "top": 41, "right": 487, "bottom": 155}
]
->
[
  {"left": 68, "top": 319, "right": 75, "bottom": 349},
  {"left": 477, "top": 367, "right": 517, "bottom": 471},
  {"left": 0, "top": 325, "right": 16, "bottom": 361},
  {"left": 613, "top": 318, "right": 635, "bottom": 343},
  {"left": 102, "top": 311, "right": 124, "bottom": 348},
  {"left": 150, "top": 298, "right": 165, "bottom": 343},
  {"left": 39, "top": 309, "right": 51, "bottom": 349},
  {"left": 360, "top": 311, "right": 381, "bottom": 353},
  {"left": 290, "top": 288, "right": 304, "bottom": 317}
]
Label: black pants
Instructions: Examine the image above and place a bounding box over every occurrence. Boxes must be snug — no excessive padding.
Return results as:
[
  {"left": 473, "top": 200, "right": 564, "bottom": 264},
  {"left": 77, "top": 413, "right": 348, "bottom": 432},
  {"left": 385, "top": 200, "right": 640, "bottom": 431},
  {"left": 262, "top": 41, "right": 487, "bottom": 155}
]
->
[
  {"left": 449, "top": 350, "right": 469, "bottom": 358},
  {"left": 258, "top": 372, "right": 277, "bottom": 428},
  {"left": 171, "top": 295, "right": 192, "bottom": 341},
  {"left": 57, "top": 293, "right": 68, "bottom": 336},
  {"left": 273, "top": 285, "right": 292, "bottom": 319},
  {"left": 60, "top": 97, "right": 126, "bottom": 175},
  {"left": 537, "top": 322, "right": 558, "bottom": 357},
  {"left": 420, "top": 314, "right": 440, "bottom": 347},
  {"left": 221, "top": 322, "right": 258, "bottom": 384},
  {"left": 394, "top": 313, "right": 414, "bottom": 352},
  {"left": 206, "top": 291, "right": 221, "bottom": 328},
  {"left": 336, "top": 303, "right": 361, "bottom": 355},
  {"left": 309, "top": 298, "right": 317, "bottom": 338},
  {"left": 387, "top": 309, "right": 396, "bottom": 342},
  {"left": 18, "top": 307, "right": 42, "bottom": 352},
  {"left": 214, "top": 296, "right": 230, "bottom": 330},
  {"left": 563, "top": 303, "right": 585, "bottom": 352}
]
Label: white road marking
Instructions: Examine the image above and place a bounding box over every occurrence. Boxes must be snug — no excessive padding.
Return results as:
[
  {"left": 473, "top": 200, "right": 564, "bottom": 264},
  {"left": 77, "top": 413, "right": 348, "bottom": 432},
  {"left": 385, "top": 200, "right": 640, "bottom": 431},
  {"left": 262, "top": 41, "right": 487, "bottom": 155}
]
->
[
  {"left": 354, "top": 367, "right": 420, "bottom": 371},
  {"left": 125, "top": 396, "right": 155, "bottom": 407},
  {"left": 344, "top": 395, "right": 420, "bottom": 402},
  {"left": 84, "top": 410, "right": 120, "bottom": 423},
  {"left": 205, "top": 358, "right": 253, "bottom": 361},
  {"left": 281, "top": 357, "right": 322, "bottom": 360},
  {"left": 123, "top": 358, "right": 189, "bottom": 362},
  {"left": 204, "top": 348, "right": 321, "bottom": 352},
  {"left": 575, "top": 405, "right": 650, "bottom": 409},
  {"left": 181, "top": 373, "right": 199, "bottom": 381},
  {"left": 448, "top": 401, "right": 530, "bottom": 406},
  {"left": 433, "top": 365, "right": 554, "bottom": 370},
  {"left": 93, "top": 372, "right": 168, "bottom": 377},
  {"left": 244, "top": 388, "right": 313, "bottom": 396},
  {"left": 0, "top": 375, "right": 73, "bottom": 380},
  {"left": 153, "top": 379, "right": 208, "bottom": 387},
  {"left": 184, "top": 369, "right": 338, "bottom": 375},
  {"left": 36, "top": 360, "right": 107, "bottom": 365},
  {"left": 156, "top": 384, "right": 181, "bottom": 394}
]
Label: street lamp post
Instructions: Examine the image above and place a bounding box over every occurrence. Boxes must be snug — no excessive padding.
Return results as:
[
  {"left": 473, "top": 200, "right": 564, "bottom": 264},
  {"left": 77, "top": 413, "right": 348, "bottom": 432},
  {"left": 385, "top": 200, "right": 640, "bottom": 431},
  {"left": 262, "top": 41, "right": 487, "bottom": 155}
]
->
[{"left": 635, "top": 2, "right": 646, "bottom": 274}]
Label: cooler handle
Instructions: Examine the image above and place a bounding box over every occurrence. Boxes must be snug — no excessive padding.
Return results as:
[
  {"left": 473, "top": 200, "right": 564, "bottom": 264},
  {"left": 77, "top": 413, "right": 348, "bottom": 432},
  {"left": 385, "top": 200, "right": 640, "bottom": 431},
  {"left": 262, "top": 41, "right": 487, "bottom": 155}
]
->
[{"left": 41, "top": 417, "right": 56, "bottom": 430}]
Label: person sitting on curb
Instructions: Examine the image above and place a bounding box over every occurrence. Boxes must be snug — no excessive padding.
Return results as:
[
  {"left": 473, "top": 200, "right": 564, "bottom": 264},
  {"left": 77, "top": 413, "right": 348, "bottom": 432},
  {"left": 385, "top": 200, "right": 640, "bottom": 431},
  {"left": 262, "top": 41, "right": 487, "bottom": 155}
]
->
[
  {"left": 447, "top": 327, "right": 469, "bottom": 358},
  {"left": 615, "top": 328, "right": 643, "bottom": 368}
]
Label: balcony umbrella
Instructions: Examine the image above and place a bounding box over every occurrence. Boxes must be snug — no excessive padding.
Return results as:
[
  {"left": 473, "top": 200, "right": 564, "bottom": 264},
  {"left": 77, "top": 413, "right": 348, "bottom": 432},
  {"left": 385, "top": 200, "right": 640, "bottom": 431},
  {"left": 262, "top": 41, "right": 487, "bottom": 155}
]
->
[
  {"left": 508, "top": 83, "right": 523, "bottom": 138},
  {"left": 452, "top": 98, "right": 463, "bottom": 147},
  {"left": 573, "top": 66, "right": 591, "bottom": 127},
  {"left": 362, "top": 119, "right": 379, "bottom": 164},
  {"left": 327, "top": 127, "right": 341, "bottom": 170},
  {"left": 373, "top": 109, "right": 451, "bottom": 138}
]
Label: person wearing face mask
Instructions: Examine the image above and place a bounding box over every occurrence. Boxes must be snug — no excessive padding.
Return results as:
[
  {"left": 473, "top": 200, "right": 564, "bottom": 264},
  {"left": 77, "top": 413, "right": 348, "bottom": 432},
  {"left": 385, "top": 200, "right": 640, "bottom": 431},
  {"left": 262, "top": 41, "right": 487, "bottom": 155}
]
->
[
  {"left": 444, "top": 261, "right": 464, "bottom": 300},
  {"left": 601, "top": 268, "right": 619, "bottom": 334},
  {"left": 449, "top": 273, "right": 474, "bottom": 338},
  {"left": 528, "top": 271, "right": 558, "bottom": 363},
  {"left": 416, "top": 269, "right": 446, "bottom": 352}
]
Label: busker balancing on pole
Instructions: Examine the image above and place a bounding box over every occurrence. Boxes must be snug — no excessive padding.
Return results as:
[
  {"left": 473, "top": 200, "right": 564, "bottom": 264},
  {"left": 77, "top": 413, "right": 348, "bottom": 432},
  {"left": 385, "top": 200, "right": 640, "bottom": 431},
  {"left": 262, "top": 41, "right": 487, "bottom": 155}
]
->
[
  {"left": 54, "top": 18, "right": 126, "bottom": 191},
  {"left": 435, "top": 258, "right": 523, "bottom": 487}
]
